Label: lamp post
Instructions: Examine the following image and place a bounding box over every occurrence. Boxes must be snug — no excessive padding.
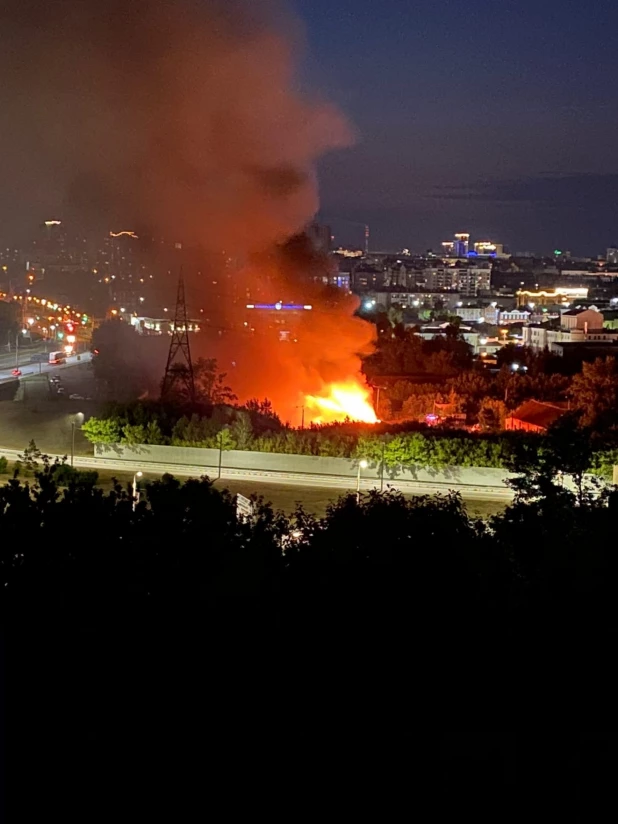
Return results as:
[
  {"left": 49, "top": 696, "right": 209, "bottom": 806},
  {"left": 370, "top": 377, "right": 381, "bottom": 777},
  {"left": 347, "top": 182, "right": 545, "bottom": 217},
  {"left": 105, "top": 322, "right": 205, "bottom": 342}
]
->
[
  {"left": 132, "top": 471, "right": 143, "bottom": 511},
  {"left": 216, "top": 427, "right": 230, "bottom": 480},
  {"left": 70, "top": 412, "right": 84, "bottom": 467},
  {"left": 295, "top": 405, "right": 305, "bottom": 429},
  {"left": 356, "top": 459, "right": 368, "bottom": 504}
]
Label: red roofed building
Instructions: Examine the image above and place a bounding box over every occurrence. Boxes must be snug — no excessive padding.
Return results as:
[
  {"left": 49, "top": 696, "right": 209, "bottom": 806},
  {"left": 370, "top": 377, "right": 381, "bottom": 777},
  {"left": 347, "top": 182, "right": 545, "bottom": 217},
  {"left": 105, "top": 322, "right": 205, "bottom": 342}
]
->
[{"left": 505, "top": 400, "right": 567, "bottom": 433}]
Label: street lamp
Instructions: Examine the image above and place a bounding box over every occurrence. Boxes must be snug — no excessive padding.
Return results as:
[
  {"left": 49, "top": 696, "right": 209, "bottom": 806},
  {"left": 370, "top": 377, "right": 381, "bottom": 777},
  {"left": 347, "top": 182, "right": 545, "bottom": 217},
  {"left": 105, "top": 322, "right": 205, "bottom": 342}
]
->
[
  {"left": 70, "top": 412, "right": 84, "bottom": 467},
  {"left": 132, "top": 471, "right": 143, "bottom": 511},
  {"left": 356, "top": 459, "right": 368, "bottom": 503}
]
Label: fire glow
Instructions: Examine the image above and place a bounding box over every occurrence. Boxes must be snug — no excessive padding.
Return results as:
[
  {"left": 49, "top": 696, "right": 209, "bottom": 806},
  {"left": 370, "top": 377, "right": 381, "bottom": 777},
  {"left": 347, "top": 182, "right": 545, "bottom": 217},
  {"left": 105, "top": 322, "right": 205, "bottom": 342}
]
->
[{"left": 305, "top": 381, "right": 378, "bottom": 424}]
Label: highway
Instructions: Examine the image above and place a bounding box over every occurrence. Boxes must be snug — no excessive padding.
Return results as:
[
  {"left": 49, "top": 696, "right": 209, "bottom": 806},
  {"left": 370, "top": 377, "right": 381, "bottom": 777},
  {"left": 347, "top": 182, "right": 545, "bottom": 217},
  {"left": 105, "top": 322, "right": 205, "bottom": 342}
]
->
[
  {"left": 0, "top": 444, "right": 514, "bottom": 501},
  {"left": 0, "top": 340, "right": 48, "bottom": 371},
  {"left": 0, "top": 351, "right": 92, "bottom": 383}
]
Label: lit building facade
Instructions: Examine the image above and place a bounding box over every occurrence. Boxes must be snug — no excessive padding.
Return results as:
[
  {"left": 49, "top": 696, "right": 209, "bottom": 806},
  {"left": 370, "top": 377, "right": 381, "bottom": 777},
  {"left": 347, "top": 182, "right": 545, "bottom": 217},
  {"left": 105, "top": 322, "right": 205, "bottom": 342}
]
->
[{"left": 453, "top": 233, "right": 470, "bottom": 258}]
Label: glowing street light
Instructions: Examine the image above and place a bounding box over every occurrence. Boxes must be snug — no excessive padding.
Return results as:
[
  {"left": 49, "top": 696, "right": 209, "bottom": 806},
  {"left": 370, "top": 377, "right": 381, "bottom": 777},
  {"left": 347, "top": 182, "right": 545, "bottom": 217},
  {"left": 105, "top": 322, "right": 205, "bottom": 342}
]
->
[
  {"left": 132, "top": 471, "right": 143, "bottom": 511},
  {"left": 357, "top": 459, "right": 368, "bottom": 503},
  {"left": 71, "top": 412, "right": 84, "bottom": 467}
]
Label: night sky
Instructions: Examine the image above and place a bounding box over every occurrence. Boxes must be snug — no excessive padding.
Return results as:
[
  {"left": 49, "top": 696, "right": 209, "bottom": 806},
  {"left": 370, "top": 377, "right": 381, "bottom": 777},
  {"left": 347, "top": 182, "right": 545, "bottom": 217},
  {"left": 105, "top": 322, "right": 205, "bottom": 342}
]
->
[
  {"left": 296, "top": 0, "right": 618, "bottom": 255},
  {"left": 1, "top": 0, "right": 618, "bottom": 257}
]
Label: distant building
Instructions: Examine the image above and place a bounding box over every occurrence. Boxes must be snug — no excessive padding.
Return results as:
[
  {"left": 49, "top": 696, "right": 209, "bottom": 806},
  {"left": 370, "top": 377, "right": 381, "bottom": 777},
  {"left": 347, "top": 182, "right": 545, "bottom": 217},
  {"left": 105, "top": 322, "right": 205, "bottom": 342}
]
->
[
  {"left": 607, "top": 246, "right": 618, "bottom": 265},
  {"left": 522, "top": 308, "right": 618, "bottom": 353},
  {"left": 414, "top": 323, "right": 482, "bottom": 354},
  {"left": 369, "top": 290, "right": 463, "bottom": 311},
  {"left": 516, "top": 287, "right": 589, "bottom": 307},
  {"left": 560, "top": 307, "right": 604, "bottom": 331},
  {"left": 505, "top": 400, "right": 566, "bottom": 433},
  {"left": 130, "top": 316, "right": 201, "bottom": 335},
  {"left": 498, "top": 308, "right": 531, "bottom": 324},
  {"left": 552, "top": 341, "right": 618, "bottom": 367},
  {"left": 306, "top": 222, "right": 332, "bottom": 255},
  {"left": 423, "top": 265, "right": 456, "bottom": 291},
  {"left": 453, "top": 233, "right": 470, "bottom": 258},
  {"left": 456, "top": 263, "right": 491, "bottom": 296},
  {"left": 474, "top": 241, "right": 504, "bottom": 257},
  {"left": 454, "top": 306, "right": 484, "bottom": 323}
]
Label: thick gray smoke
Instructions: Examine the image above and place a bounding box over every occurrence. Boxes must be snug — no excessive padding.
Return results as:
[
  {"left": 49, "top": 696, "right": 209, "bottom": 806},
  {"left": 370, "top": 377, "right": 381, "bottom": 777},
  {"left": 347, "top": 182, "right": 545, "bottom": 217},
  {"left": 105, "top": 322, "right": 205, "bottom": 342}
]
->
[
  {"left": 0, "top": 0, "right": 375, "bottom": 420},
  {"left": 0, "top": 0, "right": 351, "bottom": 249}
]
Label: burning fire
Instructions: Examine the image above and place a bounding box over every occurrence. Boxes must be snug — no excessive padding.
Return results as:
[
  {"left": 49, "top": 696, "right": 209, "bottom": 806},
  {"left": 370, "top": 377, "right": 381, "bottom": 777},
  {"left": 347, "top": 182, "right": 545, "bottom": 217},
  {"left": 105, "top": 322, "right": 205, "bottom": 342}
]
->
[{"left": 305, "top": 381, "right": 378, "bottom": 424}]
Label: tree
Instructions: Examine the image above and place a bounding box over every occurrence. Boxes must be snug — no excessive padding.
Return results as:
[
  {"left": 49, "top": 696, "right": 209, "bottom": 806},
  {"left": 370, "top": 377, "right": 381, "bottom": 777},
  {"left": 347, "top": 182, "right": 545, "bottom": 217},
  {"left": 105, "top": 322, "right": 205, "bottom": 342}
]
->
[
  {"left": 18, "top": 439, "right": 43, "bottom": 471},
  {"left": 0, "top": 300, "right": 20, "bottom": 345},
  {"left": 503, "top": 415, "right": 596, "bottom": 505},
  {"left": 194, "top": 358, "right": 237, "bottom": 406},
  {"left": 91, "top": 319, "right": 155, "bottom": 400},
  {"left": 244, "top": 398, "right": 282, "bottom": 432},
  {"left": 82, "top": 416, "right": 123, "bottom": 444},
  {"left": 568, "top": 357, "right": 618, "bottom": 431},
  {"left": 231, "top": 411, "right": 254, "bottom": 450},
  {"left": 215, "top": 428, "right": 236, "bottom": 451},
  {"left": 478, "top": 398, "right": 506, "bottom": 432},
  {"left": 450, "top": 370, "right": 491, "bottom": 420},
  {"left": 386, "top": 306, "right": 403, "bottom": 328}
]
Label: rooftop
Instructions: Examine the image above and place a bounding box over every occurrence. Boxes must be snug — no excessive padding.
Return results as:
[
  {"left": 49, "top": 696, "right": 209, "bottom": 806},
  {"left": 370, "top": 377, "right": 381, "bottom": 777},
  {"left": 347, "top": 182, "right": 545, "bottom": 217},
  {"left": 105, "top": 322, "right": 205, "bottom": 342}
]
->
[
  {"left": 562, "top": 308, "right": 598, "bottom": 316},
  {"left": 511, "top": 400, "right": 566, "bottom": 430}
]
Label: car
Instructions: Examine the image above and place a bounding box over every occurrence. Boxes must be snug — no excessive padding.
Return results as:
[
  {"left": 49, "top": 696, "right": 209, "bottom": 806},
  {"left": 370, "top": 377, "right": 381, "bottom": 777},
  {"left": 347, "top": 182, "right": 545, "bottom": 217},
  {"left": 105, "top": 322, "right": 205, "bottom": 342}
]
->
[
  {"left": 69, "top": 394, "right": 85, "bottom": 400},
  {"left": 56, "top": 386, "right": 65, "bottom": 395},
  {"left": 11, "top": 368, "right": 22, "bottom": 377},
  {"left": 49, "top": 376, "right": 61, "bottom": 383}
]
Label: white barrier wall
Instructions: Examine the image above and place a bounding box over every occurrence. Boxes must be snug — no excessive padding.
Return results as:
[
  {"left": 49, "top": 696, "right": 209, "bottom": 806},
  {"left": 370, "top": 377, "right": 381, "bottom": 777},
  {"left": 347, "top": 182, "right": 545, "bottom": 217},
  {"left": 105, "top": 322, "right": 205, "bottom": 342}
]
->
[{"left": 94, "top": 443, "right": 515, "bottom": 489}]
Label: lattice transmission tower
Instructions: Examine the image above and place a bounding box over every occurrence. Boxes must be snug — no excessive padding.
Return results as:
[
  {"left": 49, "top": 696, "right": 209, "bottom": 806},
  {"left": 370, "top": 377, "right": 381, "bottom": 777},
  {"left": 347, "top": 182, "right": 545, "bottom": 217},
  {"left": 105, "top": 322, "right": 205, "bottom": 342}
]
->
[{"left": 161, "top": 270, "right": 196, "bottom": 403}]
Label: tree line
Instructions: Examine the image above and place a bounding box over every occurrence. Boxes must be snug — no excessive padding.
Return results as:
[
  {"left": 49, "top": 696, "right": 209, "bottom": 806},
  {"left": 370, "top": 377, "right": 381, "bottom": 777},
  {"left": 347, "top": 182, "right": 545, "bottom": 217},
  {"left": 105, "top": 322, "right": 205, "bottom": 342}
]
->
[
  {"left": 4, "top": 440, "right": 615, "bottom": 799},
  {"left": 2, "top": 441, "right": 618, "bottom": 650},
  {"left": 363, "top": 318, "right": 615, "bottom": 428},
  {"left": 81, "top": 401, "right": 618, "bottom": 479}
]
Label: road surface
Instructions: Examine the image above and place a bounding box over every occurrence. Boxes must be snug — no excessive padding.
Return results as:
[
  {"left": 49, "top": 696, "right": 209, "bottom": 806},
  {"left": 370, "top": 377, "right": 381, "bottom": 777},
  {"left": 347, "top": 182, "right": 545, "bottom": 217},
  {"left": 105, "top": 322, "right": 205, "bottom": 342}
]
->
[
  {"left": 0, "top": 351, "right": 92, "bottom": 383},
  {"left": 0, "top": 340, "right": 48, "bottom": 371},
  {"left": 0, "top": 444, "right": 514, "bottom": 501}
]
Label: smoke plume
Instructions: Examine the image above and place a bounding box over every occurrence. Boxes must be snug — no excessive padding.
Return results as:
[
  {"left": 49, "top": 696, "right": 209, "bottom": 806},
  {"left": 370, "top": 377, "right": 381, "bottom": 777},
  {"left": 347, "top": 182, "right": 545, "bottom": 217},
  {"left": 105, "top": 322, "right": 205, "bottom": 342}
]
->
[
  {"left": 0, "top": 0, "right": 350, "bottom": 246},
  {"left": 0, "top": 0, "right": 374, "bottom": 419}
]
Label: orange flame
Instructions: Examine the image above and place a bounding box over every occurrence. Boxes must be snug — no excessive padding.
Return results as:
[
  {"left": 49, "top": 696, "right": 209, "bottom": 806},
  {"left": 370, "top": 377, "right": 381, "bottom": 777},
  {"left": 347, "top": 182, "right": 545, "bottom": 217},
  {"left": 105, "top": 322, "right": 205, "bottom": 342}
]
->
[{"left": 305, "top": 380, "right": 378, "bottom": 424}]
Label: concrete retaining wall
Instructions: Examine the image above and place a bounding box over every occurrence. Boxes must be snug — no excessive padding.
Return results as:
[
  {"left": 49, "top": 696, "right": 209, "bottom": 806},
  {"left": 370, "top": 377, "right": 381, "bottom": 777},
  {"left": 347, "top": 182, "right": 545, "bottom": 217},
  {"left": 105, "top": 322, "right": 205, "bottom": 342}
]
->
[{"left": 94, "top": 443, "right": 515, "bottom": 489}]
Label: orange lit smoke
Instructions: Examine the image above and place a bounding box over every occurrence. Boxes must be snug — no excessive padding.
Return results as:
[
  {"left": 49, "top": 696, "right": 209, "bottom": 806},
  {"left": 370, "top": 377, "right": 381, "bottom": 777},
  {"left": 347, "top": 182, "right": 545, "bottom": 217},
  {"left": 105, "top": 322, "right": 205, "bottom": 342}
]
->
[
  {"left": 12, "top": 0, "right": 374, "bottom": 414},
  {"left": 198, "top": 249, "right": 378, "bottom": 425},
  {"left": 305, "top": 380, "right": 378, "bottom": 424}
]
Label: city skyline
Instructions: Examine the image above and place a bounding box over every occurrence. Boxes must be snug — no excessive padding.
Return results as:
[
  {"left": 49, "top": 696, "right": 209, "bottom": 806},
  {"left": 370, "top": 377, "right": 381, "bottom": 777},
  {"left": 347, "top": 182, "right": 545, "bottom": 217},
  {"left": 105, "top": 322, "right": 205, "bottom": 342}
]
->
[
  {"left": 298, "top": 0, "right": 618, "bottom": 254},
  {"left": 1, "top": 1, "right": 618, "bottom": 256}
]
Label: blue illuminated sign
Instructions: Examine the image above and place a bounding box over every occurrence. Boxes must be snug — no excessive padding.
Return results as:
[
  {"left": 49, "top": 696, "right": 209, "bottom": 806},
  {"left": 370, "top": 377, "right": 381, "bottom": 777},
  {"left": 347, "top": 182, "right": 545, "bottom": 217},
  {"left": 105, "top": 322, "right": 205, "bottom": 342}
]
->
[{"left": 248, "top": 303, "right": 312, "bottom": 311}]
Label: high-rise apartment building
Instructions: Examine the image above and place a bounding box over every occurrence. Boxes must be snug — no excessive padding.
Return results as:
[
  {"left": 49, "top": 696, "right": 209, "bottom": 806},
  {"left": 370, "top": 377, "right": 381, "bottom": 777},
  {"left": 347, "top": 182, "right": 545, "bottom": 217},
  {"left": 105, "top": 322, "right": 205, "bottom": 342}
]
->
[
  {"left": 453, "top": 233, "right": 470, "bottom": 257},
  {"left": 306, "top": 222, "right": 332, "bottom": 256},
  {"left": 455, "top": 263, "right": 491, "bottom": 296},
  {"left": 607, "top": 246, "right": 618, "bottom": 265}
]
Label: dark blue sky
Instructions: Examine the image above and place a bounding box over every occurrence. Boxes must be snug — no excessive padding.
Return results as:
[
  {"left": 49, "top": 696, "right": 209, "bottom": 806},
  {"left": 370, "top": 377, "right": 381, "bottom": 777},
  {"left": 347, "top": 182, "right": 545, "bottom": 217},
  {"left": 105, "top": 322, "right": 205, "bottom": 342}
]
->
[{"left": 295, "top": 0, "right": 618, "bottom": 255}]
